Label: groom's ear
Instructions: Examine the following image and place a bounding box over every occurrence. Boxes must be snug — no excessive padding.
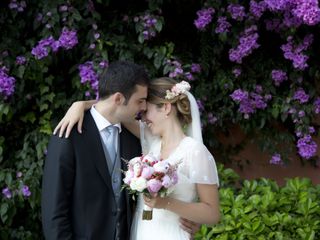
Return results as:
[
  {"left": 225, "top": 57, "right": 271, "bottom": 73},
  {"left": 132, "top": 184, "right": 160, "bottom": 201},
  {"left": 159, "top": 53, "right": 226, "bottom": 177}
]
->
[{"left": 114, "top": 92, "right": 125, "bottom": 105}]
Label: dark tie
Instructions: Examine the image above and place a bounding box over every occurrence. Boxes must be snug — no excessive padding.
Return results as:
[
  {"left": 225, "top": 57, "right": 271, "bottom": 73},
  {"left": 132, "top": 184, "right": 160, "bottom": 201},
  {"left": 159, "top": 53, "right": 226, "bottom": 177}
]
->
[{"left": 104, "top": 125, "right": 118, "bottom": 166}]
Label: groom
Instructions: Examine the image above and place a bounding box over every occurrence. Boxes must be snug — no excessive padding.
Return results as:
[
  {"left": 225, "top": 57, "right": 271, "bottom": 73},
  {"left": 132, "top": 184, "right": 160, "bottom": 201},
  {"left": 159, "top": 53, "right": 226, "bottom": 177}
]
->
[{"left": 41, "top": 61, "right": 149, "bottom": 240}]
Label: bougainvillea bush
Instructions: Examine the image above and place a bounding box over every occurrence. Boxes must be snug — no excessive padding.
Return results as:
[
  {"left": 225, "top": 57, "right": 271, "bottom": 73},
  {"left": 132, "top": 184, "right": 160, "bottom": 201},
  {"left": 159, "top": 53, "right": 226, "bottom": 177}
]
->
[{"left": 0, "top": 0, "right": 319, "bottom": 238}]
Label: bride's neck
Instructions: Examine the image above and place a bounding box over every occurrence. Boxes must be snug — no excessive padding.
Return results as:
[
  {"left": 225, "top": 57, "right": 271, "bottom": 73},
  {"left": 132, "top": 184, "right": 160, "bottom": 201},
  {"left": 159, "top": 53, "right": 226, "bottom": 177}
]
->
[{"left": 160, "top": 120, "right": 185, "bottom": 157}]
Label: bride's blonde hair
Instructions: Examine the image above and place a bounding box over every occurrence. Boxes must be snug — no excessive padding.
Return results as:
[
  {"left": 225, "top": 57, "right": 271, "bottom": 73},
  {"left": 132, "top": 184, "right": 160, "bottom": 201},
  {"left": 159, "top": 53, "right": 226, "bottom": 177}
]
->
[{"left": 147, "top": 77, "right": 192, "bottom": 125}]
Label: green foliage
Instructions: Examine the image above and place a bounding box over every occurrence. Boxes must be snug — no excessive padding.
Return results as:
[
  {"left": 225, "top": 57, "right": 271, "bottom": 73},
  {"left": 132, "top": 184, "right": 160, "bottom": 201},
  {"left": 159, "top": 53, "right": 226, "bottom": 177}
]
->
[{"left": 195, "top": 169, "right": 320, "bottom": 240}]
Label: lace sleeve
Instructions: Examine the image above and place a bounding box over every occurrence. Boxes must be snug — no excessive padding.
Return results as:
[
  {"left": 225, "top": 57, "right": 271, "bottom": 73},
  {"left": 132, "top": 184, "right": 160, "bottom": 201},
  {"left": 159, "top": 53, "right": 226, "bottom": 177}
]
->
[
  {"left": 188, "top": 142, "right": 219, "bottom": 186},
  {"left": 139, "top": 121, "right": 159, "bottom": 155}
]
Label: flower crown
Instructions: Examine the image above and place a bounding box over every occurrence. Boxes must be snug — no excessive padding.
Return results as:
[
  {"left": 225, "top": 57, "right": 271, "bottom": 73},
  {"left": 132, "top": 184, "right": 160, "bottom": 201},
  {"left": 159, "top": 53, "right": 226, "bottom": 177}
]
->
[{"left": 165, "top": 81, "right": 191, "bottom": 100}]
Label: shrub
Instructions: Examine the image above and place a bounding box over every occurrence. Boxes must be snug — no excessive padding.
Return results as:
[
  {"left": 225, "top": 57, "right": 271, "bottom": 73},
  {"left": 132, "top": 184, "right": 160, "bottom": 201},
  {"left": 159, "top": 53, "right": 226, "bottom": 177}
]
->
[{"left": 196, "top": 166, "right": 320, "bottom": 239}]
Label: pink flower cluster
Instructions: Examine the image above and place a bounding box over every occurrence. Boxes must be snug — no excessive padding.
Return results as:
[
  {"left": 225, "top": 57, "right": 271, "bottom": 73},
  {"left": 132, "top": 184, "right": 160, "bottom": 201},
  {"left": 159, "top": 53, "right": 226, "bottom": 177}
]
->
[{"left": 123, "top": 153, "right": 179, "bottom": 196}]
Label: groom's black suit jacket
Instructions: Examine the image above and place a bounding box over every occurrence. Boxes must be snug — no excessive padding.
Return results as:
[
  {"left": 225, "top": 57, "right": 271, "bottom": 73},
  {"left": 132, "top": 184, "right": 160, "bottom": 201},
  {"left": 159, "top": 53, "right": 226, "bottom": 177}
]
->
[{"left": 41, "top": 111, "right": 141, "bottom": 240}]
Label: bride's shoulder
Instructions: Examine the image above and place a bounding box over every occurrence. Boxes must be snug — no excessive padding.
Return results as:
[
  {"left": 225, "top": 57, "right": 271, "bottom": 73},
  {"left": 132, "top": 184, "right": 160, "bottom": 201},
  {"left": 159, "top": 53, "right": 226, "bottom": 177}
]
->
[{"left": 183, "top": 137, "right": 208, "bottom": 152}]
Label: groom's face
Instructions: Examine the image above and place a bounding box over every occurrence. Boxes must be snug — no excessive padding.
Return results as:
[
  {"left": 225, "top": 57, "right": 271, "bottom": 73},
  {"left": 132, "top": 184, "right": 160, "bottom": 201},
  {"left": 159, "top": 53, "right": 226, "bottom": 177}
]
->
[{"left": 119, "top": 84, "right": 148, "bottom": 122}]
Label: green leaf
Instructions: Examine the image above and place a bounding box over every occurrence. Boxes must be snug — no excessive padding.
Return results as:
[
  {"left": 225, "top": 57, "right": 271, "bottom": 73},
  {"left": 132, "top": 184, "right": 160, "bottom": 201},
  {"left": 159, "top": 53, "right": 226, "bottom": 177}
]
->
[
  {"left": 5, "top": 173, "right": 12, "bottom": 185},
  {"left": 252, "top": 220, "right": 262, "bottom": 232},
  {"left": 0, "top": 171, "right": 5, "bottom": 182},
  {"left": 40, "top": 85, "right": 49, "bottom": 95},
  {"left": 138, "top": 34, "right": 145, "bottom": 44},
  {"left": 211, "top": 225, "right": 225, "bottom": 234},
  {"left": 271, "top": 105, "right": 279, "bottom": 119},
  {"left": 155, "top": 21, "right": 163, "bottom": 32},
  {"left": 248, "top": 195, "right": 261, "bottom": 205},
  {"left": 40, "top": 103, "right": 48, "bottom": 112},
  {"left": 16, "top": 65, "right": 26, "bottom": 78},
  {"left": 200, "top": 224, "right": 208, "bottom": 235},
  {"left": 0, "top": 203, "right": 9, "bottom": 223},
  {"left": 21, "top": 112, "right": 36, "bottom": 123},
  {"left": 243, "top": 222, "right": 251, "bottom": 230},
  {"left": 154, "top": 54, "right": 163, "bottom": 69}
]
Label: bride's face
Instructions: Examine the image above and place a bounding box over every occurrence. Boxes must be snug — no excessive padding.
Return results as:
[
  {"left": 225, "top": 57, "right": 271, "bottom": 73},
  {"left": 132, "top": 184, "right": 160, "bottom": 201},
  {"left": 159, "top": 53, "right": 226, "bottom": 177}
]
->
[{"left": 145, "top": 102, "right": 166, "bottom": 135}]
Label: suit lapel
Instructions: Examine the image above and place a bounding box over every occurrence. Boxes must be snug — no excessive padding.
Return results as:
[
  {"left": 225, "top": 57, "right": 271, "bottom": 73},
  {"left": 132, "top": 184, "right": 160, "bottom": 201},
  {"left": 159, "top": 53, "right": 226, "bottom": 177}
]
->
[
  {"left": 84, "top": 112, "right": 112, "bottom": 189},
  {"left": 120, "top": 127, "right": 143, "bottom": 227}
]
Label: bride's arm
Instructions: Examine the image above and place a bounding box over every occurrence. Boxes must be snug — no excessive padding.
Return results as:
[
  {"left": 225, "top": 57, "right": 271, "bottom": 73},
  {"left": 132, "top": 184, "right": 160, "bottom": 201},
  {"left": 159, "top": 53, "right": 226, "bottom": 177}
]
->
[
  {"left": 53, "top": 99, "right": 141, "bottom": 139},
  {"left": 53, "top": 100, "right": 96, "bottom": 138},
  {"left": 144, "top": 183, "right": 220, "bottom": 225}
]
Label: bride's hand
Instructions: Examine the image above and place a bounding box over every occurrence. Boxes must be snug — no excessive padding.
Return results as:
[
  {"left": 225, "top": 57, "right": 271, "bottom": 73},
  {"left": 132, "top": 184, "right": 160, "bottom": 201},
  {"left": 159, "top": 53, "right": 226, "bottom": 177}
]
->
[
  {"left": 179, "top": 218, "right": 200, "bottom": 239},
  {"left": 53, "top": 101, "right": 87, "bottom": 138},
  {"left": 143, "top": 194, "right": 167, "bottom": 209}
]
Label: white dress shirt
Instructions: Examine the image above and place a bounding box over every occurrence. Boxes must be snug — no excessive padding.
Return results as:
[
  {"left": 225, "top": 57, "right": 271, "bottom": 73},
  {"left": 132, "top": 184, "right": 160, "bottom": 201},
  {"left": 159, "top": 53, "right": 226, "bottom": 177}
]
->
[{"left": 90, "top": 106, "right": 121, "bottom": 153}]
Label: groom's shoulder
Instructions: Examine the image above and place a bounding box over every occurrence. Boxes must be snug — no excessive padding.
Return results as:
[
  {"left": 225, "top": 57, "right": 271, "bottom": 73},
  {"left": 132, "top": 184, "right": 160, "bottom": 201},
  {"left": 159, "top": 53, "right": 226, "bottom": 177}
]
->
[{"left": 120, "top": 127, "right": 140, "bottom": 147}]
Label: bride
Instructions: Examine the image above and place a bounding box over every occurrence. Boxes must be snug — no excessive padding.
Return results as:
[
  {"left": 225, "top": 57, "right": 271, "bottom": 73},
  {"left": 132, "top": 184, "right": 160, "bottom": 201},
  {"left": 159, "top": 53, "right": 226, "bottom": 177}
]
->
[{"left": 55, "top": 77, "right": 220, "bottom": 239}]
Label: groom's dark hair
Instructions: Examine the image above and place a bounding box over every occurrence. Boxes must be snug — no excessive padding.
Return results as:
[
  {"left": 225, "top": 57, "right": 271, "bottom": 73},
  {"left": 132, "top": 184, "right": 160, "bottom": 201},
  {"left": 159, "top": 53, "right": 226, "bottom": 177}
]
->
[{"left": 98, "top": 60, "right": 150, "bottom": 103}]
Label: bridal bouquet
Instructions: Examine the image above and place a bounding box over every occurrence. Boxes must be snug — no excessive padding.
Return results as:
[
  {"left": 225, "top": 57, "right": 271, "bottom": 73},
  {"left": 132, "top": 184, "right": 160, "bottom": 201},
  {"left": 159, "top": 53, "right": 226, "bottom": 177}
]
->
[{"left": 122, "top": 153, "right": 180, "bottom": 220}]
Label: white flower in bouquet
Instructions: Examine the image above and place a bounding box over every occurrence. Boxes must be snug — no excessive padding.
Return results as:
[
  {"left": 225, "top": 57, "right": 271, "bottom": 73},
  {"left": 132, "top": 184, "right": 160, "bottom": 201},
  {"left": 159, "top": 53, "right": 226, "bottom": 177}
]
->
[
  {"left": 153, "top": 160, "right": 170, "bottom": 173},
  {"left": 123, "top": 170, "right": 134, "bottom": 185},
  {"left": 133, "top": 163, "right": 142, "bottom": 177},
  {"left": 130, "top": 177, "right": 148, "bottom": 192}
]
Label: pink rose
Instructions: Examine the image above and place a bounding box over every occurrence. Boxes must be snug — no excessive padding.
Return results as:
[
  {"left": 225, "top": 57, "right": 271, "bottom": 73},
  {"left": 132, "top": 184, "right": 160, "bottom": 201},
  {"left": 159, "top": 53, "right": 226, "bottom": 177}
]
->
[
  {"left": 161, "top": 175, "right": 172, "bottom": 188},
  {"left": 147, "top": 179, "right": 162, "bottom": 193}
]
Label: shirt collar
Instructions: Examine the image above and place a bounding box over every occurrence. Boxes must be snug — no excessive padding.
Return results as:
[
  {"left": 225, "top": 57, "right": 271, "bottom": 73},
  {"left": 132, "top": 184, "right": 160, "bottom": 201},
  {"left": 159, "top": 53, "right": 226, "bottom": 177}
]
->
[{"left": 90, "top": 106, "right": 122, "bottom": 132}]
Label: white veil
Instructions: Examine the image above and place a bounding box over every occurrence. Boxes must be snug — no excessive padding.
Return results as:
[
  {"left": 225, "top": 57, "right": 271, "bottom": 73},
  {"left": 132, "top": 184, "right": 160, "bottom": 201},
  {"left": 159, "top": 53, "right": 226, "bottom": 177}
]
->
[{"left": 185, "top": 91, "right": 203, "bottom": 144}]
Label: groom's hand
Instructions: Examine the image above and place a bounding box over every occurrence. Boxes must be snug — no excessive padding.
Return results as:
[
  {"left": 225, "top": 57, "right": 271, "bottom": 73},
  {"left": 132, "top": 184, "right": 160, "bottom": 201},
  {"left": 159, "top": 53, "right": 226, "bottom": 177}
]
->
[{"left": 179, "top": 218, "right": 200, "bottom": 240}]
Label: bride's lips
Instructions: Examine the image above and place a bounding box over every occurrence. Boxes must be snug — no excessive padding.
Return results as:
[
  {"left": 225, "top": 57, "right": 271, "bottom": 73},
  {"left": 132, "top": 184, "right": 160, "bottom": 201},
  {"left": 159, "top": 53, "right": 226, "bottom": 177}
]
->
[{"left": 145, "top": 119, "right": 152, "bottom": 128}]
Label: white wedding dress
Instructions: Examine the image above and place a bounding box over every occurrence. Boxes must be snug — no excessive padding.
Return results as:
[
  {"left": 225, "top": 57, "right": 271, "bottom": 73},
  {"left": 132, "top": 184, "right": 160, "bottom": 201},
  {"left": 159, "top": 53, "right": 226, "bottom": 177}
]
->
[{"left": 130, "top": 123, "right": 219, "bottom": 240}]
